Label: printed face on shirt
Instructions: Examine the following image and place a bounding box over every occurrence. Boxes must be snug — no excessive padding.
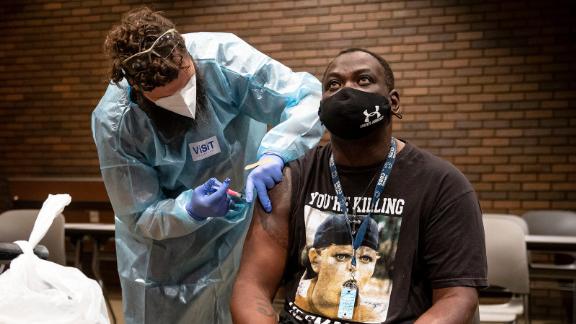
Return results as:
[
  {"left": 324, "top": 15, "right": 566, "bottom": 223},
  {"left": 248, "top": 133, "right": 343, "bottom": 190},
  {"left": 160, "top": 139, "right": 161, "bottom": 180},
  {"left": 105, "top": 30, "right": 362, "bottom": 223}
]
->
[{"left": 308, "top": 244, "right": 380, "bottom": 306}]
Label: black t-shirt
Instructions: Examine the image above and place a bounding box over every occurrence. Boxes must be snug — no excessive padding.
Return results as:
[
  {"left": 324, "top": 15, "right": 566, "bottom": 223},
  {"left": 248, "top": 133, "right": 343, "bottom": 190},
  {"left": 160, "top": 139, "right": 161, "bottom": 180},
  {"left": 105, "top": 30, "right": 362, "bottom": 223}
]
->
[{"left": 280, "top": 141, "right": 487, "bottom": 324}]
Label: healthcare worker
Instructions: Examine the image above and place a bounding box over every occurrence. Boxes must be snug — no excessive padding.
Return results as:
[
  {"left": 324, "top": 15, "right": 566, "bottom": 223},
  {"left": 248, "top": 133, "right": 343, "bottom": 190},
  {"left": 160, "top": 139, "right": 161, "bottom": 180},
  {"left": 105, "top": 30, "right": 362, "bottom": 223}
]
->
[{"left": 91, "top": 7, "right": 323, "bottom": 324}]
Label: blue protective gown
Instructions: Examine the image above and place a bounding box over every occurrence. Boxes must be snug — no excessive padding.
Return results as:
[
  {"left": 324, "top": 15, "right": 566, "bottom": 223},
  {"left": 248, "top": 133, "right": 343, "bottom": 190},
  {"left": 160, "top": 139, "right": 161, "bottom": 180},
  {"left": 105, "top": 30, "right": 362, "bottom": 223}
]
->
[{"left": 91, "top": 32, "right": 323, "bottom": 324}]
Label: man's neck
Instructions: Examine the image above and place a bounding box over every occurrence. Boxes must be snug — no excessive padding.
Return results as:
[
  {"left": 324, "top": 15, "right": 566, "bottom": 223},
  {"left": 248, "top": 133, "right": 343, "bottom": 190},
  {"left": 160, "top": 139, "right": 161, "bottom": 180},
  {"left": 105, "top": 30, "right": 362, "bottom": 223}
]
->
[{"left": 331, "top": 131, "right": 404, "bottom": 167}]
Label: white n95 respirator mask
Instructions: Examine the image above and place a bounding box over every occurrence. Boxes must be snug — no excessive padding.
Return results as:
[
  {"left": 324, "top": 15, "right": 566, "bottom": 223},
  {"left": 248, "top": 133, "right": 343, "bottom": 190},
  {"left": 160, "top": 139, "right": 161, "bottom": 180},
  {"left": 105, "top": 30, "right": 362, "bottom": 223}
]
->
[{"left": 155, "top": 74, "right": 197, "bottom": 119}]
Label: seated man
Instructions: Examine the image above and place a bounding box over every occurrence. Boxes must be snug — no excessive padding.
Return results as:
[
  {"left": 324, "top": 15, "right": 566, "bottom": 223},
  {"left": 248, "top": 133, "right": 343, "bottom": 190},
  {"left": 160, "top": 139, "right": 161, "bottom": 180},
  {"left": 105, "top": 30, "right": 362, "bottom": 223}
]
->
[{"left": 231, "top": 48, "right": 487, "bottom": 324}]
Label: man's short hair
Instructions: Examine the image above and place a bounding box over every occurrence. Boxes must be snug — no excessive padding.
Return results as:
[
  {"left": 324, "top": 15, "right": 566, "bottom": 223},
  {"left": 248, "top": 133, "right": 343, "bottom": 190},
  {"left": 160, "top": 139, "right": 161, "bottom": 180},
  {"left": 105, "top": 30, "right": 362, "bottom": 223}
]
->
[{"left": 323, "top": 48, "right": 395, "bottom": 91}]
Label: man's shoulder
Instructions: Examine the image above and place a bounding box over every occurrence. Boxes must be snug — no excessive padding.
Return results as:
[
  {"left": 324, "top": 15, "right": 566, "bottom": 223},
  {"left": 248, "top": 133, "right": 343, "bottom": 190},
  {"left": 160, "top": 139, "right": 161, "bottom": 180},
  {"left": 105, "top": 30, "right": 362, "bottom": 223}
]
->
[
  {"left": 400, "top": 141, "right": 473, "bottom": 189},
  {"left": 288, "top": 144, "right": 329, "bottom": 171},
  {"left": 401, "top": 141, "right": 447, "bottom": 166}
]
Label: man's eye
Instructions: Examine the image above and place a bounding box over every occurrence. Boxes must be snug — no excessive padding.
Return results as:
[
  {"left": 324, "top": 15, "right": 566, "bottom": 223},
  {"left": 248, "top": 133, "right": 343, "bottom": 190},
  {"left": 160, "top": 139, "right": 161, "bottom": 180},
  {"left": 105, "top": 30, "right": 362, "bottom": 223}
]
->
[
  {"left": 358, "top": 76, "right": 372, "bottom": 86},
  {"left": 335, "top": 253, "right": 351, "bottom": 262},
  {"left": 327, "top": 80, "right": 341, "bottom": 91},
  {"left": 359, "top": 255, "right": 374, "bottom": 263}
]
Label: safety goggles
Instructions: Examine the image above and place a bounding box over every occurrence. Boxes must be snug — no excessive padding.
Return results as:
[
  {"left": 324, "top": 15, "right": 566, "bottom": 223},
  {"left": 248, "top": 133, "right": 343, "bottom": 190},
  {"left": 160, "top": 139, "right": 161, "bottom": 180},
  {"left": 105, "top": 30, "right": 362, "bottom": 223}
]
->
[{"left": 122, "top": 28, "right": 182, "bottom": 75}]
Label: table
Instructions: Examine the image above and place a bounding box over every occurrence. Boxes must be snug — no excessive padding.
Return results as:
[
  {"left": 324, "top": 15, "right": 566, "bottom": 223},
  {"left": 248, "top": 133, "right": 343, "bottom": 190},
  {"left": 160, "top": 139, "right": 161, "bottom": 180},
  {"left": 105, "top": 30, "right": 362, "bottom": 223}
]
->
[
  {"left": 525, "top": 235, "right": 576, "bottom": 279},
  {"left": 65, "top": 223, "right": 116, "bottom": 324},
  {"left": 526, "top": 235, "right": 576, "bottom": 252}
]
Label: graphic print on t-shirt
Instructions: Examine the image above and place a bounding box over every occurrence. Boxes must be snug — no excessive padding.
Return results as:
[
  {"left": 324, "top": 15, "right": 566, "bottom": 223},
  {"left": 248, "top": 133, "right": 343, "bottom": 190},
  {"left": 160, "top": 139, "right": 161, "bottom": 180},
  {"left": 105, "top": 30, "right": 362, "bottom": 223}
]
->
[{"left": 291, "top": 192, "right": 403, "bottom": 324}]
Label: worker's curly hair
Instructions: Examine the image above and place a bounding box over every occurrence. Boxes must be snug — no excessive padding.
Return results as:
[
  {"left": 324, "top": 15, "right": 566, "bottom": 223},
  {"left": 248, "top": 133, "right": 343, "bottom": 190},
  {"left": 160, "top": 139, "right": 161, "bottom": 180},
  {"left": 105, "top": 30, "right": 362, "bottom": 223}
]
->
[{"left": 104, "top": 6, "right": 187, "bottom": 91}]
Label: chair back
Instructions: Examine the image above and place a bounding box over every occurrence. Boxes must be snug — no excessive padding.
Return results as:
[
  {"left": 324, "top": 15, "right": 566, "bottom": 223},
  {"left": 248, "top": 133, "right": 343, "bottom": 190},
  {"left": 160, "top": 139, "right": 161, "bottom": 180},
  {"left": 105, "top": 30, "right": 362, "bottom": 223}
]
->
[
  {"left": 523, "top": 210, "right": 576, "bottom": 236},
  {"left": 483, "top": 213, "right": 529, "bottom": 234},
  {"left": 0, "top": 209, "right": 66, "bottom": 265},
  {"left": 483, "top": 216, "right": 530, "bottom": 294}
]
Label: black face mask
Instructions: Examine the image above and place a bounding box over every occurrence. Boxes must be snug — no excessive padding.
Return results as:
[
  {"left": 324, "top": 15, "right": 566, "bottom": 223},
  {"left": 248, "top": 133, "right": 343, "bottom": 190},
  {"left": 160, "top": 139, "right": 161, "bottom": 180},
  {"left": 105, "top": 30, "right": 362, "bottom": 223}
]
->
[{"left": 318, "top": 87, "right": 392, "bottom": 140}]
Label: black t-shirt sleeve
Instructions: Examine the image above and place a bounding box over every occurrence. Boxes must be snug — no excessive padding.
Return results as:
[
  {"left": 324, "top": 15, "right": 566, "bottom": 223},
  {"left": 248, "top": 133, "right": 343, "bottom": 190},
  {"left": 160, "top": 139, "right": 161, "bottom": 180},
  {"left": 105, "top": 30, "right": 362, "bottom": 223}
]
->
[{"left": 422, "top": 187, "right": 488, "bottom": 289}]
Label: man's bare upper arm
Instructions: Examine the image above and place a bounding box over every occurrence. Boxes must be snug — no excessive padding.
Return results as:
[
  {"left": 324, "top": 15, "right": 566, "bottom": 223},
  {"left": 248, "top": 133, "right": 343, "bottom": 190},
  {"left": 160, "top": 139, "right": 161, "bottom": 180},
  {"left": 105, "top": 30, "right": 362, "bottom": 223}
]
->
[{"left": 236, "top": 166, "right": 293, "bottom": 298}]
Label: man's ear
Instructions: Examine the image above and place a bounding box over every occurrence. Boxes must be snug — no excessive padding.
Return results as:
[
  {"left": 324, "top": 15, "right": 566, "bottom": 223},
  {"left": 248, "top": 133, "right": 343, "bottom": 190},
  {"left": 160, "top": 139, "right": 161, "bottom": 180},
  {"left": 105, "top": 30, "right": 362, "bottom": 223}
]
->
[
  {"left": 308, "top": 248, "right": 321, "bottom": 273},
  {"left": 389, "top": 89, "right": 402, "bottom": 119}
]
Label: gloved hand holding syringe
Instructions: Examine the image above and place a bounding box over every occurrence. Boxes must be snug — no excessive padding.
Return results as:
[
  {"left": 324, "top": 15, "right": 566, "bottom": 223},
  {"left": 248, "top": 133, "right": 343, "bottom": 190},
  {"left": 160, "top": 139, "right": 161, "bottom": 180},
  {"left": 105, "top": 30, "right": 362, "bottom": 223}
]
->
[
  {"left": 211, "top": 180, "right": 245, "bottom": 201},
  {"left": 186, "top": 155, "right": 282, "bottom": 221},
  {"left": 209, "top": 153, "right": 283, "bottom": 204},
  {"left": 186, "top": 178, "right": 245, "bottom": 221}
]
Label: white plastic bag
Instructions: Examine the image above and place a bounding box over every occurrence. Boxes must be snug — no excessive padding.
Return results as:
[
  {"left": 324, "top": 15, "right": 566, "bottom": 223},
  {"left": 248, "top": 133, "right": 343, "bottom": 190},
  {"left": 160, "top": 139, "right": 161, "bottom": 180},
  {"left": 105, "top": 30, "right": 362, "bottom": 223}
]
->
[{"left": 0, "top": 194, "right": 110, "bottom": 324}]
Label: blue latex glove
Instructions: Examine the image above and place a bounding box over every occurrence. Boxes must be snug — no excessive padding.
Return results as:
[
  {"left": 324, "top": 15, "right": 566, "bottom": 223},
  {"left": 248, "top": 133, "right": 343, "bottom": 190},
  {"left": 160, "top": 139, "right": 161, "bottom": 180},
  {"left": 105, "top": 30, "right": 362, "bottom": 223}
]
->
[
  {"left": 245, "top": 153, "right": 284, "bottom": 213},
  {"left": 186, "top": 178, "right": 231, "bottom": 221}
]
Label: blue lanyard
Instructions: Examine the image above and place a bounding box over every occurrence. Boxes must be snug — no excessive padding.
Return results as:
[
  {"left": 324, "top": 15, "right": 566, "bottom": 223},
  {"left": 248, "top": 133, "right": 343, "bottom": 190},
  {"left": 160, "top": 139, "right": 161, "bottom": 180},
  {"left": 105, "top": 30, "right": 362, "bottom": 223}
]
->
[{"left": 329, "top": 137, "right": 397, "bottom": 267}]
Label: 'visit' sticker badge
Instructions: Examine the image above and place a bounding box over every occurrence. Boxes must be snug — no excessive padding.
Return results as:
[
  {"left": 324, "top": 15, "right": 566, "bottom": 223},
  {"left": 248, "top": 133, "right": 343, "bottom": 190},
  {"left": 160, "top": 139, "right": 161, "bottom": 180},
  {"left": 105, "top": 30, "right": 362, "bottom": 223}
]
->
[{"left": 189, "top": 136, "right": 221, "bottom": 161}]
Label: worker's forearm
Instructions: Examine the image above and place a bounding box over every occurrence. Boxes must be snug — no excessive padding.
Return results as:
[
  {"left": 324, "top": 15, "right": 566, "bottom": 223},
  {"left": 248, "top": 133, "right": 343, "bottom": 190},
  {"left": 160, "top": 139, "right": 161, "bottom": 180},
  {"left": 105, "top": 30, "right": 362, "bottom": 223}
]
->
[{"left": 231, "top": 282, "right": 277, "bottom": 324}]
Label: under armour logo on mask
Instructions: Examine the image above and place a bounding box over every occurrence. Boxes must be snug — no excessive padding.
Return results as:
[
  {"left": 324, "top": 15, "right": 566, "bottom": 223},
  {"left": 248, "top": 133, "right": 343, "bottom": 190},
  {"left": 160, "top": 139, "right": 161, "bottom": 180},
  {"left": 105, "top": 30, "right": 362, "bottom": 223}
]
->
[{"left": 363, "top": 106, "right": 381, "bottom": 123}]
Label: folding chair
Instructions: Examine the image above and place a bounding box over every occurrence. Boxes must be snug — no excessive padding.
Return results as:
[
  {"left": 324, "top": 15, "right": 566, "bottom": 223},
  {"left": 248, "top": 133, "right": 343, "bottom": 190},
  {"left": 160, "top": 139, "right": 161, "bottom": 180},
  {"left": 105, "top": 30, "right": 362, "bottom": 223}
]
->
[
  {"left": 483, "top": 213, "right": 529, "bottom": 235},
  {"left": 0, "top": 209, "right": 65, "bottom": 265},
  {"left": 480, "top": 216, "right": 530, "bottom": 323},
  {"left": 523, "top": 210, "right": 576, "bottom": 323},
  {"left": 523, "top": 210, "right": 576, "bottom": 279}
]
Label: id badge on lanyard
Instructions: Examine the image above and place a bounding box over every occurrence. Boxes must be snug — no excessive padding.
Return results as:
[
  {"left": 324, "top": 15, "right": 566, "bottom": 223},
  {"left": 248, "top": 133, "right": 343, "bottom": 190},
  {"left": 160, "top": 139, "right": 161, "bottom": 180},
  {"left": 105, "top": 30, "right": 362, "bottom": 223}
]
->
[
  {"left": 338, "top": 279, "right": 358, "bottom": 320},
  {"left": 330, "top": 138, "right": 398, "bottom": 321}
]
